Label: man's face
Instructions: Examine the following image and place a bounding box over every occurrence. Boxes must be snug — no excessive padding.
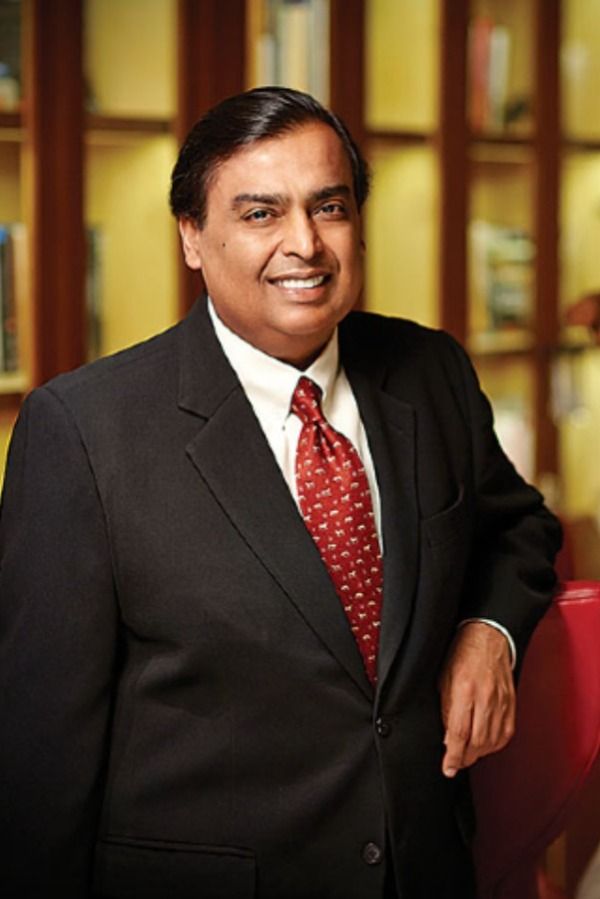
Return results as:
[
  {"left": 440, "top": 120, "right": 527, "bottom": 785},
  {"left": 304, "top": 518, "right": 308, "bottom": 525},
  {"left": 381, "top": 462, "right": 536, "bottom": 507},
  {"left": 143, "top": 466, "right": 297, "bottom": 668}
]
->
[{"left": 179, "top": 122, "right": 364, "bottom": 367}]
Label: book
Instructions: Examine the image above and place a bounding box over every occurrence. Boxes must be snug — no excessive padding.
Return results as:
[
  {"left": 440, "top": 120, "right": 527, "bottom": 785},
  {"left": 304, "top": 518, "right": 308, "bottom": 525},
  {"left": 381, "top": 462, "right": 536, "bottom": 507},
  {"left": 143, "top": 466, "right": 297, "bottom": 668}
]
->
[
  {"left": 488, "top": 25, "right": 510, "bottom": 131},
  {"left": 470, "top": 219, "right": 535, "bottom": 334},
  {"left": 86, "top": 226, "right": 104, "bottom": 361},
  {"left": 0, "top": 0, "right": 21, "bottom": 111},
  {"left": 469, "top": 15, "right": 494, "bottom": 131},
  {"left": 468, "top": 16, "right": 511, "bottom": 132},
  {"left": 0, "top": 223, "right": 27, "bottom": 378},
  {"left": 256, "top": 0, "right": 330, "bottom": 103}
]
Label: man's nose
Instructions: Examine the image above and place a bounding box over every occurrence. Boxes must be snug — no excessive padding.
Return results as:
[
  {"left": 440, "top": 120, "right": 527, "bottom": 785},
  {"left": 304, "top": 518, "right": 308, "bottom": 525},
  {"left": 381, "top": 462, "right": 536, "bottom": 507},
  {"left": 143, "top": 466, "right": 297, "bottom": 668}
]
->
[{"left": 280, "top": 210, "right": 323, "bottom": 259}]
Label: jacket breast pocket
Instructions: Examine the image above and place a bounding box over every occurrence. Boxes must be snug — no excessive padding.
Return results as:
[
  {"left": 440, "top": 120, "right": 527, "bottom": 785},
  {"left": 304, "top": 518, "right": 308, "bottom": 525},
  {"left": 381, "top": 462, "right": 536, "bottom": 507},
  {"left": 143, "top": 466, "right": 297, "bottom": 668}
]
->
[
  {"left": 93, "top": 836, "right": 256, "bottom": 899},
  {"left": 422, "top": 485, "right": 467, "bottom": 549}
]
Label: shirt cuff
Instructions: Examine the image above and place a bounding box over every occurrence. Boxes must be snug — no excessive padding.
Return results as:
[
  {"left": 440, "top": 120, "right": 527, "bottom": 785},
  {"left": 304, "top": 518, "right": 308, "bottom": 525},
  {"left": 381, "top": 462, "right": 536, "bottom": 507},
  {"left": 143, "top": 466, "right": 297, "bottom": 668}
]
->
[{"left": 457, "top": 618, "right": 517, "bottom": 670}]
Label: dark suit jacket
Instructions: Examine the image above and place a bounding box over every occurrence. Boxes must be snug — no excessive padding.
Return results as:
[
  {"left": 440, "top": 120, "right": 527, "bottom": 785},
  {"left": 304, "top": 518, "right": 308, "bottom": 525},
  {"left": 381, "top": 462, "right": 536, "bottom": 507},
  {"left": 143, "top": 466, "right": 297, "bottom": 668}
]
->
[{"left": 0, "top": 299, "right": 560, "bottom": 898}]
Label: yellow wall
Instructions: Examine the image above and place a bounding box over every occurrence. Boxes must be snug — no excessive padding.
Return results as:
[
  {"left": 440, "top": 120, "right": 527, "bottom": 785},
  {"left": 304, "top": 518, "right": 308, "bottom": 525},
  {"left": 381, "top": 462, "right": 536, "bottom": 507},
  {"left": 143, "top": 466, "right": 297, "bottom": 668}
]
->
[
  {"left": 561, "top": 153, "right": 600, "bottom": 312},
  {"left": 84, "top": 0, "right": 177, "bottom": 117},
  {"left": 0, "top": 143, "right": 21, "bottom": 221},
  {"left": 365, "top": 0, "right": 439, "bottom": 132},
  {"left": 469, "top": 155, "right": 533, "bottom": 229},
  {"left": 0, "top": 419, "right": 14, "bottom": 476},
  {"left": 563, "top": 0, "right": 600, "bottom": 139},
  {"left": 476, "top": 356, "right": 535, "bottom": 482},
  {"left": 471, "top": 0, "right": 534, "bottom": 133},
  {"left": 365, "top": 144, "right": 439, "bottom": 327},
  {"left": 558, "top": 351, "right": 600, "bottom": 518},
  {"left": 86, "top": 135, "right": 179, "bottom": 356}
]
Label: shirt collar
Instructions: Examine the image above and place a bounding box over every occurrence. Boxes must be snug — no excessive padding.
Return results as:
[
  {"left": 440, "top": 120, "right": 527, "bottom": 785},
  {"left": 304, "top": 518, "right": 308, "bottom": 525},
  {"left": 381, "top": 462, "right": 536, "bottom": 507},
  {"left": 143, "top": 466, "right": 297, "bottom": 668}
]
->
[{"left": 207, "top": 297, "right": 340, "bottom": 428}]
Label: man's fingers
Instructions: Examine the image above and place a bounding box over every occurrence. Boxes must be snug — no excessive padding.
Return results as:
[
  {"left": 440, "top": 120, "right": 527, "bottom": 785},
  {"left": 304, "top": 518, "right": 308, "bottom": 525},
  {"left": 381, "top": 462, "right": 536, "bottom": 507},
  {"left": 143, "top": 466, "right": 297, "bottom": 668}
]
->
[
  {"left": 442, "top": 702, "right": 473, "bottom": 778},
  {"left": 439, "top": 622, "right": 517, "bottom": 777},
  {"left": 469, "top": 677, "right": 515, "bottom": 756}
]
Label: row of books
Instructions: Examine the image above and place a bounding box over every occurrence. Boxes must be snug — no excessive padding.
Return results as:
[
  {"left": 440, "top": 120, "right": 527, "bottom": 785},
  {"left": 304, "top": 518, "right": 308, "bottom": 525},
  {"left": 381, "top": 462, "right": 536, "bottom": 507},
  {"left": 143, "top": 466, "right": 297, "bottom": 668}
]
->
[
  {"left": 468, "top": 15, "right": 528, "bottom": 132},
  {"left": 0, "top": 0, "right": 21, "bottom": 112},
  {"left": 86, "top": 226, "right": 103, "bottom": 361},
  {"left": 470, "top": 218, "right": 535, "bottom": 338},
  {"left": 0, "top": 224, "right": 104, "bottom": 386},
  {"left": 0, "top": 223, "right": 26, "bottom": 376},
  {"left": 254, "top": 0, "right": 329, "bottom": 104}
]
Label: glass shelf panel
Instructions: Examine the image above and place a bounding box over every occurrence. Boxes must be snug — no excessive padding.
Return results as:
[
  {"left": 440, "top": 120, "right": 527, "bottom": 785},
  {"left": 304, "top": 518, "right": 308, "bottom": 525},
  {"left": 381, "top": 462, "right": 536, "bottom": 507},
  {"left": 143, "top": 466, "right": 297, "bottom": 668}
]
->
[
  {"left": 0, "top": 142, "right": 20, "bottom": 221},
  {"left": 560, "top": 150, "right": 600, "bottom": 343},
  {"left": 0, "top": 141, "right": 30, "bottom": 387},
  {"left": 554, "top": 348, "right": 600, "bottom": 519},
  {"left": 365, "top": 0, "right": 439, "bottom": 133},
  {"left": 85, "top": 135, "right": 179, "bottom": 360},
  {"left": 365, "top": 141, "right": 439, "bottom": 328},
  {"left": 468, "top": 146, "right": 535, "bottom": 348},
  {"left": 475, "top": 355, "right": 535, "bottom": 482},
  {"left": 0, "top": 0, "right": 22, "bottom": 112},
  {"left": 246, "top": 0, "right": 330, "bottom": 103},
  {"left": 84, "top": 0, "right": 177, "bottom": 118},
  {"left": 562, "top": 0, "right": 600, "bottom": 141},
  {"left": 468, "top": 0, "right": 534, "bottom": 137}
]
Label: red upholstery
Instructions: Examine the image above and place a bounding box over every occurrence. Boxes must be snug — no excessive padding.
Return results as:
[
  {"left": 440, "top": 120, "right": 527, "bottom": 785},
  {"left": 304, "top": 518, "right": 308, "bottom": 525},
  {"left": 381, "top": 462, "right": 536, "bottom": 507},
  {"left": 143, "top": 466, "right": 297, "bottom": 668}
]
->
[{"left": 471, "top": 581, "right": 600, "bottom": 899}]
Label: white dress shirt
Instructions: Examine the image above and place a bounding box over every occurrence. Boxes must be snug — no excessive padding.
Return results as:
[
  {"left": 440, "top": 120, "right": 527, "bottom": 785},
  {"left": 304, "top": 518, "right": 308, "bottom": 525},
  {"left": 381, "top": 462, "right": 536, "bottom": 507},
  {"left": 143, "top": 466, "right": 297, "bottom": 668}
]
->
[
  {"left": 207, "top": 299, "right": 516, "bottom": 666},
  {"left": 208, "top": 298, "right": 383, "bottom": 543}
]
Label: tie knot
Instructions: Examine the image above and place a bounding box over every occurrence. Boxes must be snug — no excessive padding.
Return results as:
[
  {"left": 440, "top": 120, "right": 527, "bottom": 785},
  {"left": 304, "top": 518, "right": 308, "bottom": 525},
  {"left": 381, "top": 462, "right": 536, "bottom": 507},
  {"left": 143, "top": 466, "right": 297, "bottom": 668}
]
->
[{"left": 291, "top": 376, "right": 325, "bottom": 426}]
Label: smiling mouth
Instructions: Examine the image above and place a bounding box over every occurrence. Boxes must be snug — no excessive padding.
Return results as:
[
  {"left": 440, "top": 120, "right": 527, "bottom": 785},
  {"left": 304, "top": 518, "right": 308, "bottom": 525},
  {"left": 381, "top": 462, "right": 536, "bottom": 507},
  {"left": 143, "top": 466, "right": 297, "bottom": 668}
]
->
[{"left": 271, "top": 274, "right": 330, "bottom": 290}]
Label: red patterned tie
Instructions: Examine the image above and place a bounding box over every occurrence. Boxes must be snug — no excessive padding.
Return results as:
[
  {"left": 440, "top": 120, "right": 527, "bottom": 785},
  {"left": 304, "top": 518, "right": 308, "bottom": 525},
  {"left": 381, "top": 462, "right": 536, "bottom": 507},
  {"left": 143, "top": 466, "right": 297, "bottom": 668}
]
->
[{"left": 291, "top": 376, "right": 383, "bottom": 685}]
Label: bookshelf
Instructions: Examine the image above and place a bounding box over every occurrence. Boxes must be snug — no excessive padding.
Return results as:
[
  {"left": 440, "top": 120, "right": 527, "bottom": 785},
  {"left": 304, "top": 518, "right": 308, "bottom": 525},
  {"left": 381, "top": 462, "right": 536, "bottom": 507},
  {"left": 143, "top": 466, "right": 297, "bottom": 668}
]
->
[
  {"left": 360, "top": 0, "right": 600, "bottom": 534},
  {"left": 83, "top": 0, "right": 179, "bottom": 359},
  {"left": 558, "top": 0, "right": 600, "bottom": 530},
  {"left": 1, "top": 0, "right": 599, "bottom": 532},
  {"left": 0, "top": 0, "right": 248, "bottom": 462},
  {"left": 359, "top": 8, "right": 599, "bottom": 886},
  {"left": 0, "top": 0, "right": 597, "bottom": 886}
]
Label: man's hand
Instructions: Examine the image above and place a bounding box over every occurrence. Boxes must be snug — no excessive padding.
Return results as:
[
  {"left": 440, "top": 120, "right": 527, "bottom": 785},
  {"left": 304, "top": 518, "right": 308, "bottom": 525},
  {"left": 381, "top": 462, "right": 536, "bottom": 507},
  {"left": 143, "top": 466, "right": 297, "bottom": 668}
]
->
[{"left": 439, "top": 622, "right": 515, "bottom": 778}]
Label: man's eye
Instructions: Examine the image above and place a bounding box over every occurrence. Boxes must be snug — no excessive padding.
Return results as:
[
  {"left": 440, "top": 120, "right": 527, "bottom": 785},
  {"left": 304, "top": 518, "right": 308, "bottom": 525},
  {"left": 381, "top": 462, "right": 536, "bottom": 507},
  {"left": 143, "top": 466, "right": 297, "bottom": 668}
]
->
[
  {"left": 318, "top": 202, "right": 346, "bottom": 217},
  {"left": 244, "top": 209, "right": 272, "bottom": 222}
]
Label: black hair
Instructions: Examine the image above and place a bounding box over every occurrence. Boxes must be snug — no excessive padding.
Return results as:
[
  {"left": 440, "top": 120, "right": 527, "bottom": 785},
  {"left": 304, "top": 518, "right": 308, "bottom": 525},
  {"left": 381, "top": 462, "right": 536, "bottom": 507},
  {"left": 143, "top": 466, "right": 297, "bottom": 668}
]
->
[{"left": 170, "top": 86, "right": 370, "bottom": 227}]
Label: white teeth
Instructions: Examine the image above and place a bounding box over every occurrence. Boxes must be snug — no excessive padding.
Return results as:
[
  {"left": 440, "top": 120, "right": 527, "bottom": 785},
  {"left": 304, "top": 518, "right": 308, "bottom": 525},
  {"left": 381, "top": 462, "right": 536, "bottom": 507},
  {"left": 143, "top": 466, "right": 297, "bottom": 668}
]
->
[{"left": 277, "top": 275, "right": 326, "bottom": 289}]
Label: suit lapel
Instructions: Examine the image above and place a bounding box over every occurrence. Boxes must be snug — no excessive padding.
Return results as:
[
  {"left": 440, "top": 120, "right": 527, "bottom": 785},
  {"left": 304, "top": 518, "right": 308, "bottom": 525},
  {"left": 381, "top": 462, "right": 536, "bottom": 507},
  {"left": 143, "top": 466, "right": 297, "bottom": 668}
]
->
[
  {"left": 341, "top": 325, "right": 419, "bottom": 692},
  {"left": 177, "top": 301, "right": 372, "bottom": 699}
]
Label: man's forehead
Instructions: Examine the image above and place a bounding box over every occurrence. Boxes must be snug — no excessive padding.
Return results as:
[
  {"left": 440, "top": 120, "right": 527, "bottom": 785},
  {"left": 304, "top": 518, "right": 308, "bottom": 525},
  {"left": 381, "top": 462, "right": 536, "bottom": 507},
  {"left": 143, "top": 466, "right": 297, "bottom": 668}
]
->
[{"left": 210, "top": 123, "right": 353, "bottom": 194}]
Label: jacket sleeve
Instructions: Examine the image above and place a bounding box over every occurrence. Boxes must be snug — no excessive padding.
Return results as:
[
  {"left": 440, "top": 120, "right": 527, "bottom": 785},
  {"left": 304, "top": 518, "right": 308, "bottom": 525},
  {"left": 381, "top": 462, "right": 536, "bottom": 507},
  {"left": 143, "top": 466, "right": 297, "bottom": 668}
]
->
[
  {"left": 0, "top": 386, "right": 119, "bottom": 898},
  {"left": 446, "top": 335, "right": 563, "bottom": 668}
]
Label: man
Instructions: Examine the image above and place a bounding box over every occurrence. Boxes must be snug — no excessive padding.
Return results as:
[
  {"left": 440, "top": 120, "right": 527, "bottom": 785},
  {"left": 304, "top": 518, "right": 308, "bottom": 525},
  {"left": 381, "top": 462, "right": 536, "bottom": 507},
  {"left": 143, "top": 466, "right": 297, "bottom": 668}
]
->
[{"left": 0, "top": 87, "right": 560, "bottom": 898}]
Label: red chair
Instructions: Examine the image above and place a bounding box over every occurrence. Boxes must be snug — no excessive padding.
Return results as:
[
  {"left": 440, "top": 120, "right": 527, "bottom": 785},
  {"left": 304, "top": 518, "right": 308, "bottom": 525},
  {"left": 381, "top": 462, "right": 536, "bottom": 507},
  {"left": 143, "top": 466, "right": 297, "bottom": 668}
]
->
[{"left": 471, "top": 581, "right": 600, "bottom": 899}]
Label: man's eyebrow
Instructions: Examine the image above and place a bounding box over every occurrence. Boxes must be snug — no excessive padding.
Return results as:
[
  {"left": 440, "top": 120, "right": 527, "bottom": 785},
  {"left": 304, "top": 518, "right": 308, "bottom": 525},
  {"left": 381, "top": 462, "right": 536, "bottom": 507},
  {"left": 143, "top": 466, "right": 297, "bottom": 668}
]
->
[
  {"left": 231, "top": 192, "right": 286, "bottom": 209},
  {"left": 230, "top": 184, "right": 353, "bottom": 210},
  {"left": 309, "top": 184, "right": 352, "bottom": 203}
]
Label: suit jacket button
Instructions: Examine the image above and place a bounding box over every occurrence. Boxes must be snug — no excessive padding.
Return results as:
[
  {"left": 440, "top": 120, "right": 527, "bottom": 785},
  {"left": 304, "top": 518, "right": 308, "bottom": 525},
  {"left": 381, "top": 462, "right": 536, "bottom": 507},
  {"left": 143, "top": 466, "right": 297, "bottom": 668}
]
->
[
  {"left": 362, "top": 842, "right": 384, "bottom": 866},
  {"left": 375, "top": 717, "right": 391, "bottom": 737}
]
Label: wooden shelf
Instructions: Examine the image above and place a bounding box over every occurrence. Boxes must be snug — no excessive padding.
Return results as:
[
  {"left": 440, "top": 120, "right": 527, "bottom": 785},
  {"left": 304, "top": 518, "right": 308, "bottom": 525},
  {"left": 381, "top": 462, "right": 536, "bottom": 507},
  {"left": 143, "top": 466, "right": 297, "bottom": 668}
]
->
[
  {"left": 0, "top": 110, "right": 23, "bottom": 143},
  {"left": 0, "top": 372, "right": 29, "bottom": 396},
  {"left": 0, "top": 111, "right": 21, "bottom": 128},
  {"left": 468, "top": 329, "right": 535, "bottom": 357},
  {"left": 470, "top": 130, "right": 534, "bottom": 146},
  {"left": 85, "top": 113, "right": 173, "bottom": 136},
  {"left": 465, "top": 133, "right": 538, "bottom": 171},
  {"left": 366, "top": 128, "right": 434, "bottom": 146},
  {"left": 562, "top": 137, "right": 600, "bottom": 154}
]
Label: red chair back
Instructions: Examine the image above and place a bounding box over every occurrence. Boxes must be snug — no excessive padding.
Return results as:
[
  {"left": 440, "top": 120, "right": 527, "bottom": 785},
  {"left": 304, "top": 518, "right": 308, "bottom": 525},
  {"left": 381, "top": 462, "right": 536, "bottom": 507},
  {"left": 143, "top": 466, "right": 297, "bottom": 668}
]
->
[{"left": 471, "top": 581, "right": 600, "bottom": 899}]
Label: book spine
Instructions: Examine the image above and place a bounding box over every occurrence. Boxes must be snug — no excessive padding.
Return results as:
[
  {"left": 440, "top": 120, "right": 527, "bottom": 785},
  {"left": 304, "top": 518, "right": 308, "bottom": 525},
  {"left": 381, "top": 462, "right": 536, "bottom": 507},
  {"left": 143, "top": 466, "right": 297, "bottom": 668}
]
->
[
  {"left": 488, "top": 25, "right": 511, "bottom": 131},
  {"left": 3, "top": 225, "right": 19, "bottom": 372},
  {"left": 469, "top": 15, "right": 494, "bottom": 132},
  {"left": 0, "top": 226, "right": 8, "bottom": 374}
]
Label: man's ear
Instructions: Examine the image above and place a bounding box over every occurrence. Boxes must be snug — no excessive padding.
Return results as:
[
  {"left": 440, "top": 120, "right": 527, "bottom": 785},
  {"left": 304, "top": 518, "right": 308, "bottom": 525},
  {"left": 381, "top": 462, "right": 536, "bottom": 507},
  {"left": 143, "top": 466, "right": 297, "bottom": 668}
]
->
[{"left": 178, "top": 218, "right": 204, "bottom": 271}]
